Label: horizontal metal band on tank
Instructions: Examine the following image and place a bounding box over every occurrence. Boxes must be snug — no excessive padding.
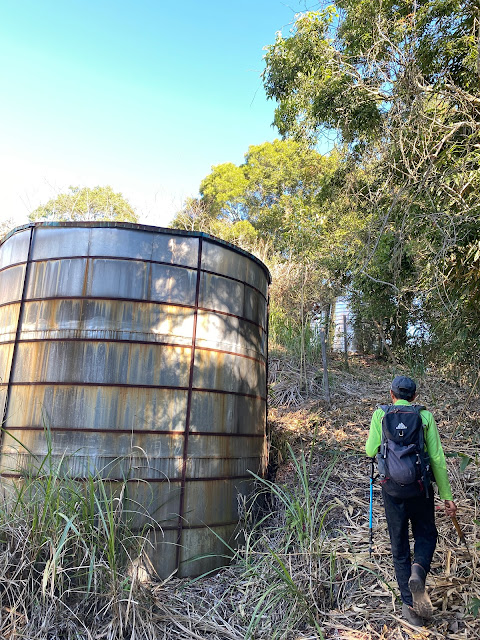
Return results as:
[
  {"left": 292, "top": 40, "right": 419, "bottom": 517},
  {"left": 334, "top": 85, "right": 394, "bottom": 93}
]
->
[
  {"left": 0, "top": 300, "right": 22, "bottom": 310},
  {"left": 128, "top": 520, "right": 241, "bottom": 532},
  {"left": 0, "top": 255, "right": 268, "bottom": 301},
  {"left": 4, "top": 426, "right": 266, "bottom": 437},
  {"left": 0, "top": 472, "right": 253, "bottom": 484},
  {"left": 0, "top": 337, "right": 267, "bottom": 365},
  {"left": 98, "top": 521, "right": 242, "bottom": 533},
  {"left": 0, "top": 221, "right": 271, "bottom": 278},
  {"left": 16, "top": 521, "right": 243, "bottom": 533},
  {"left": 0, "top": 296, "right": 267, "bottom": 334},
  {"left": 0, "top": 381, "right": 267, "bottom": 401},
  {"left": 0, "top": 262, "right": 26, "bottom": 275}
]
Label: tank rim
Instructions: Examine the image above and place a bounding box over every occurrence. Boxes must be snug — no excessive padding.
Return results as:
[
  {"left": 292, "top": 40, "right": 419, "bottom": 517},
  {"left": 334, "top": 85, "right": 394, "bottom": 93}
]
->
[{"left": 0, "top": 221, "right": 271, "bottom": 283}]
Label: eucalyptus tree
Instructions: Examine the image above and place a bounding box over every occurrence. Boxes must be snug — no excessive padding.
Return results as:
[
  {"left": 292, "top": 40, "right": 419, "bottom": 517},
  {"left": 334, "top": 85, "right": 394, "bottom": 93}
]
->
[
  {"left": 29, "top": 185, "right": 138, "bottom": 223},
  {"left": 173, "top": 138, "right": 366, "bottom": 359}
]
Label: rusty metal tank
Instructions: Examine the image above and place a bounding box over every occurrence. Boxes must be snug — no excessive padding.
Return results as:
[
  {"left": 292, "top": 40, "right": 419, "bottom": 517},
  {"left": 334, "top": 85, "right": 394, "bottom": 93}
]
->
[{"left": 0, "top": 222, "right": 269, "bottom": 577}]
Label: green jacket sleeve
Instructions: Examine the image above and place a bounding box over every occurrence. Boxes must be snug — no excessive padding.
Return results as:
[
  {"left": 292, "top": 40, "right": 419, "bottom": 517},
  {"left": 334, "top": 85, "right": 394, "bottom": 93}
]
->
[
  {"left": 365, "top": 408, "right": 383, "bottom": 458},
  {"left": 420, "top": 410, "right": 453, "bottom": 501}
]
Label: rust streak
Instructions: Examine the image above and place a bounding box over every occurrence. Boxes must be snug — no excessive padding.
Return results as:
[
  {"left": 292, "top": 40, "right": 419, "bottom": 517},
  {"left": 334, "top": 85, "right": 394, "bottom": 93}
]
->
[
  {"left": 28, "top": 254, "right": 197, "bottom": 274},
  {"left": 12, "top": 296, "right": 267, "bottom": 333},
  {"left": 7, "top": 338, "right": 266, "bottom": 364}
]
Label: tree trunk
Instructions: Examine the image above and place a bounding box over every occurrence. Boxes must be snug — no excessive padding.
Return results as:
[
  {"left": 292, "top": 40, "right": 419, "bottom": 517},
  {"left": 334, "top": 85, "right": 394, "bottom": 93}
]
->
[
  {"left": 373, "top": 319, "right": 398, "bottom": 368},
  {"left": 320, "top": 328, "right": 331, "bottom": 406}
]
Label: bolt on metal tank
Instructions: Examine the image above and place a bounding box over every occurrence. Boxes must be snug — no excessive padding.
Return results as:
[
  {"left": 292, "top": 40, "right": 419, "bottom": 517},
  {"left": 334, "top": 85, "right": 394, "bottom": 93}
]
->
[{"left": 0, "top": 222, "right": 270, "bottom": 578}]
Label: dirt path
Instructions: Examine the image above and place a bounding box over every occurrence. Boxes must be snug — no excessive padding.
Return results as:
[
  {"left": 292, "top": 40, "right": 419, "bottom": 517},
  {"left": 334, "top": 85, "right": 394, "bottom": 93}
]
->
[{"left": 267, "top": 356, "right": 479, "bottom": 638}]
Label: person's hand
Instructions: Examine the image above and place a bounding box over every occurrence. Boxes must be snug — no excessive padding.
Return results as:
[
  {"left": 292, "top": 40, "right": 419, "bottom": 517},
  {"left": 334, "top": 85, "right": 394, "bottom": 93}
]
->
[{"left": 444, "top": 500, "right": 457, "bottom": 517}]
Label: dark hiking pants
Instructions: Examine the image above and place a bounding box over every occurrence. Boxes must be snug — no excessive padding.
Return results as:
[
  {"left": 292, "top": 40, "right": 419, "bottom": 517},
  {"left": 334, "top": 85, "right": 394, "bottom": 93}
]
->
[{"left": 382, "top": 488, "right": 438, "bottom": 606}]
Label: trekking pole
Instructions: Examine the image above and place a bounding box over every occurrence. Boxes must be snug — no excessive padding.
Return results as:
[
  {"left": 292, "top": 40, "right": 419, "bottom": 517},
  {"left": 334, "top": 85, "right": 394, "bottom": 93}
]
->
[
  {"left": 451, "top": 515, "right": 472, "bottom": 559},
  {"left": 368, "top": 457, "right": 376, "bottom": 558}
]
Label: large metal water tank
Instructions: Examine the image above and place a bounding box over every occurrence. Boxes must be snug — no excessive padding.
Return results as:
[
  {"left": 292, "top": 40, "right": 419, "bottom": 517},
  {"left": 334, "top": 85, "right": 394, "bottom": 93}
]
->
[{"left": 0, "top": 222, "right": 269, "bottom": 577}]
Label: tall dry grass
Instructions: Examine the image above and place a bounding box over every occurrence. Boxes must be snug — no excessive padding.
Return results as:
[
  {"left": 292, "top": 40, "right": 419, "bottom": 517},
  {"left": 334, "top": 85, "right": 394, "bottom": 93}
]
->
[{"left": 0, "top": 434, "right": 158, "bottom": 640}]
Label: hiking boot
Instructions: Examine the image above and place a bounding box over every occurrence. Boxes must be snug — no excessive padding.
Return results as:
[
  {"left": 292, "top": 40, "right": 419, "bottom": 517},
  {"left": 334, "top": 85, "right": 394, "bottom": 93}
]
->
[
  {"left": 401, "top": 603, "right": 424, "bottom": 627},
  {"left": 408, "top": 563, "right": 433, "bottom": 619}
]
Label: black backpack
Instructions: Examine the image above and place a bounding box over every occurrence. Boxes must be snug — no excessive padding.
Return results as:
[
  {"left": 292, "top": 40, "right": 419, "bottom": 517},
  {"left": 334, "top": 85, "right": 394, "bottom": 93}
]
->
[{"left": 376, "top": 404, "right": 431, "bottom": 498}]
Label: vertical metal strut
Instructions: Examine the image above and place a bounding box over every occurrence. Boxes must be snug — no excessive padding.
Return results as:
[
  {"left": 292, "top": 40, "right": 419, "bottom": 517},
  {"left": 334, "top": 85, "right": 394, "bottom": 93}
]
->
[
  {"left": 175, "top": 236, "right": 203, "bottom": 571},
  {"left": 1, "top": 226, "right": 35, "bottom": 443}
]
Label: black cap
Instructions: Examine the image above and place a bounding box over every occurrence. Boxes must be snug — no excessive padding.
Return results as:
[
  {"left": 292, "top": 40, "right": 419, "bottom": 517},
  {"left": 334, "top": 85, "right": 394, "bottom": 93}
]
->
[{"left": 391, "top": 375, "right": 416, "bottom": 396}]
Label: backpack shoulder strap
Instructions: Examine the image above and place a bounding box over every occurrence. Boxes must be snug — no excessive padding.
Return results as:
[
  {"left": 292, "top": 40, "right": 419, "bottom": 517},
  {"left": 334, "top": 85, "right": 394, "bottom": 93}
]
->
[
  {"left": 378, "top": 405, "right": 392, "bottom": 455},
  {"left": 412, "top": 404, "right": 426, "bottom": 412},
  {"left": 378, "top": 404, "right": 391, "bottom": 414},
  {"left": 403, "top": 404, "right": 428, "bottom": 454},
  {"left": 412, "top": 404, "right": 427, "bottom": 427}
]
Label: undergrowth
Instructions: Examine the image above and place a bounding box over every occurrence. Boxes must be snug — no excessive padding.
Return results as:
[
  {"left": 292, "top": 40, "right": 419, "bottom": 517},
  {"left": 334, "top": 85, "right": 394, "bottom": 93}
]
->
[
  {"left": 0, "top": 438, "right": 157, "bottom": 640},
  {"left": 199, "top": 443, "right": 362, "bottom": 640}
]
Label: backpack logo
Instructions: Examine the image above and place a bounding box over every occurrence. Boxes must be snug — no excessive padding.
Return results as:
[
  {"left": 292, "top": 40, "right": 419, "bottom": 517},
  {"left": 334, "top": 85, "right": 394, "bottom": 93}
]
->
[{"left": 396, "top": 422, "right": 407, "bottom": 430}]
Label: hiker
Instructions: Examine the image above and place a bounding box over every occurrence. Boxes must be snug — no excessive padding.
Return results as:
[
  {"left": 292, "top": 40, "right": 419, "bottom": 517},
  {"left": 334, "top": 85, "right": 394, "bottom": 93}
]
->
[{"left": 365, "top": 375, "right": 457, "bottom": 627}]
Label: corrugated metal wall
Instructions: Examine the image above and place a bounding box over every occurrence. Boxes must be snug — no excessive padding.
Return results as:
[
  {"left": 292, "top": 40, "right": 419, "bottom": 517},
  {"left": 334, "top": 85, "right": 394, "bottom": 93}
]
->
[{"left": 0, "top": 222, "right": 270, "bottom": 577}]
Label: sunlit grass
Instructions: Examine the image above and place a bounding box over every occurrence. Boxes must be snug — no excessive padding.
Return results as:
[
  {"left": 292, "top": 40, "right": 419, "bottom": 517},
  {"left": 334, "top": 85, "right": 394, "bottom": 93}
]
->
[
  {"left": 210, "top": 442, "right": 351, "bottom": 639},
  {"left": 0, "top": 427, "right": 157, "bottom": 639}
]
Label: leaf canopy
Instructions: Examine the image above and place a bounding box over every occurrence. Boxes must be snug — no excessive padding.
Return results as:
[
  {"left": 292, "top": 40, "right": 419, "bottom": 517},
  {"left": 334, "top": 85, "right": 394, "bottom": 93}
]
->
[{"left": 29, "top": 186, "right": 138, "bottom": 223}]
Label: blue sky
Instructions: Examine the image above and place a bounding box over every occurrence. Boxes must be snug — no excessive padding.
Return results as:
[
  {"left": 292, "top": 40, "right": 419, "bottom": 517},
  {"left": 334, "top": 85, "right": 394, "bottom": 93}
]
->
[{"left": 0, "top": 0, "right": 314, "bottom": 230}]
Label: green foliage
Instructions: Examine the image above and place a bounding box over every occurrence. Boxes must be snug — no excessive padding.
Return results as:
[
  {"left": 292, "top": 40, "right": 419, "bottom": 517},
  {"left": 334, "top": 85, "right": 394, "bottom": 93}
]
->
[
  {"left": 446, "top": 451, "right": 476, "bottom": 472},
  {"left": 268, "top": 302, "right": 297, "bottom": 354},
  {"left": 469, "top": 597, "right": 480, "bottom": 617},
  {"left": 29, "top": 185, "right": 138, "bottom": 223},
  {"left": 269, "top": 302, "right": 322, "bottom": 363},
  {"left": 262, "top": 1, "right": 480, "bottom": 369},
  {"left": 174, "top": 139, "right": 362, "bottom": 259},
  {"left": 200, "top": 162, "right": 249, "bottom": 221},
  {"left": 350, "top": 232, "right": 417, "bottom": 352},
  {"left": 240, "top": 140, "right": 333, "bottom": 253},
  {"left": 263, "top": 7, "right": 384, "bottom": 144},
  {"left": 173, "top": 139, "right": 367, "bottom": 363},
  {"left": 413, "top": 0, "right": 479, "bottom": 90},
  {"left": 264, "top": 1, "right": 479, "bottom": 145},
  {"left": 2, "top": 461, "right": 142, "bottom": 598}
]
